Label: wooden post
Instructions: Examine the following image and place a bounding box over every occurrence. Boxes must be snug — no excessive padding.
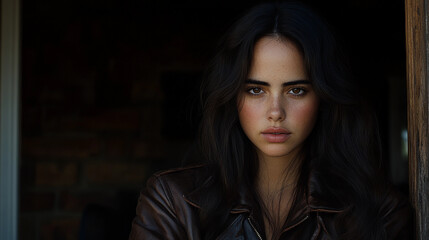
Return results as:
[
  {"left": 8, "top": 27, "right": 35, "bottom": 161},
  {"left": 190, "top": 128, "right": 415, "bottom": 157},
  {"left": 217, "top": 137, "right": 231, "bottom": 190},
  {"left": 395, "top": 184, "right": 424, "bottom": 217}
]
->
[
  {"left": 0, "top": 0, "right": 20, "bottom": 239},
  {"left": 405, "top": 0, "right": 429, "bottom": 239}
]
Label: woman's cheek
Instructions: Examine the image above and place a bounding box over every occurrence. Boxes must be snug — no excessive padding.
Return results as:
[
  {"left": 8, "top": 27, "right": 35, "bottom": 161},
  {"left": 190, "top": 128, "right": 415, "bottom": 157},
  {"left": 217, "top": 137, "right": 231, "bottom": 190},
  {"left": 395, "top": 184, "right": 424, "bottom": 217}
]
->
[
  {"left": 290, "top": 99, "right": 319, "bottom": 131},
  {"left": 239, "top": 98, "right": 263, "bottom": 130}
]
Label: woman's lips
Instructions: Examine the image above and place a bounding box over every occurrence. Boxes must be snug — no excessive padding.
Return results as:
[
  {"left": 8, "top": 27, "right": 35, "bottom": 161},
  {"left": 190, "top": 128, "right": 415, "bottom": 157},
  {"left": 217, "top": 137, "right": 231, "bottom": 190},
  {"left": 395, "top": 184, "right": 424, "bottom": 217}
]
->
[{"left": 261, "top": 128, "right": 291, "bottom": 143}]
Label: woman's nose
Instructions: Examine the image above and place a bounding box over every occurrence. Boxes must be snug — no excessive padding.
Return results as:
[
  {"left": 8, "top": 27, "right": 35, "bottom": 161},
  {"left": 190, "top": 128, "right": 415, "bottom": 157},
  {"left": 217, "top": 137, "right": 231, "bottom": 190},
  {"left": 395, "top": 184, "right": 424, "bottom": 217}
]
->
[{"left": 267, "top": 96, "right": 286, "bottom": 122}]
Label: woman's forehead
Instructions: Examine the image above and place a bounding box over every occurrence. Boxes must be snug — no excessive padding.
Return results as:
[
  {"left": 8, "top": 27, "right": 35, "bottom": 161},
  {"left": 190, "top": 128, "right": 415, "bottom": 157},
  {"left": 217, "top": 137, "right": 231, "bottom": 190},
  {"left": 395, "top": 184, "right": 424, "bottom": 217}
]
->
[{"left": 248, "top": 36, "right": 308, "bottom": 84}]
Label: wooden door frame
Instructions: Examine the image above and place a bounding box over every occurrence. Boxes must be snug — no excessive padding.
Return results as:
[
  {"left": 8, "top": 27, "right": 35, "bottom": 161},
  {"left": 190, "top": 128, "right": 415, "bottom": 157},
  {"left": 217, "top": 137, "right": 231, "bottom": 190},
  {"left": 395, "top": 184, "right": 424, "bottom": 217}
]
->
[
  {"left": 0, "top": 0, "right": 20, "bottom": 239},
  {"left": 405, "top": 0, "right": 429, "bottom": 239}
]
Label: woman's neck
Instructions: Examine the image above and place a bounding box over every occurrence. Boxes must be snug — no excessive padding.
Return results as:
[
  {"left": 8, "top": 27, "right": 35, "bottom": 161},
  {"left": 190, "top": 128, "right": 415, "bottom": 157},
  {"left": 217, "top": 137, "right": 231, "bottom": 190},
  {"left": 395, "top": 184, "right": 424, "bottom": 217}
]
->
[
  {"left": 256, "top": 153, "right": 301, "bottom": 195},
  {"left": 256, "top": 152, "right": 303, "bottom": 240}
]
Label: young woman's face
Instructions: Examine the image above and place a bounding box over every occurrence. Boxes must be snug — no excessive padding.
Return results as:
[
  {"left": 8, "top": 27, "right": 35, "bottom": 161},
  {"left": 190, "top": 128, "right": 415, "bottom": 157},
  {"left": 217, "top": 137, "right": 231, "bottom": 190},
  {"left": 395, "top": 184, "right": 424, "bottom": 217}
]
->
[{"left": 238, "top": 36, "right": 319, "bottom": 161}]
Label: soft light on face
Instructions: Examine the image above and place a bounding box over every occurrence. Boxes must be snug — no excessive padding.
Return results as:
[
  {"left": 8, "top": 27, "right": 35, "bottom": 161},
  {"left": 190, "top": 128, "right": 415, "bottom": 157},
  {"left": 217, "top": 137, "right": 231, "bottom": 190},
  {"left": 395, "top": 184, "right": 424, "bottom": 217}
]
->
[{"left": 238, "top": 36, "right": 319, "bottom": 162}]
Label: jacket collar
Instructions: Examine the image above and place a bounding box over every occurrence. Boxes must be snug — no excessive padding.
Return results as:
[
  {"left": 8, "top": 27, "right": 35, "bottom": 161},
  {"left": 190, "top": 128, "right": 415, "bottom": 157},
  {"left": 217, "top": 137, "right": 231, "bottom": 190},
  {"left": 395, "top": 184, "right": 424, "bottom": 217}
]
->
[{"left": 183, "top": 168, "right": 346, "bottom": 214}]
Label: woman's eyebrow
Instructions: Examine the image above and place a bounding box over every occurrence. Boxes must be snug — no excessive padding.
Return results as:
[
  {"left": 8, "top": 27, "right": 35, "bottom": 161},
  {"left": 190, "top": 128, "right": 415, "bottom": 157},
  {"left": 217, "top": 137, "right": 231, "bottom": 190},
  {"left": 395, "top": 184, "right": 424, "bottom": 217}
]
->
[
  {"left": 245, "top": 79, "right": 269, "bottom": 86},
  {"left": 245, "top": 79, "right": 311, "bottom": 86},
  {"left": 282, "top": 80, "right": 311, "bottom": 87}
]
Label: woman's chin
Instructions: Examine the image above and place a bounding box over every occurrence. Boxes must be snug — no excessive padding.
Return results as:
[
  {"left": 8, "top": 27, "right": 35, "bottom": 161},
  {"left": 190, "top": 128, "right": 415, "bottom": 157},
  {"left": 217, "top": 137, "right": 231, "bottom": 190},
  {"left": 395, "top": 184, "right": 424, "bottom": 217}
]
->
[{"left": 257, "top": 146, "right": 301, "bottom": 160}]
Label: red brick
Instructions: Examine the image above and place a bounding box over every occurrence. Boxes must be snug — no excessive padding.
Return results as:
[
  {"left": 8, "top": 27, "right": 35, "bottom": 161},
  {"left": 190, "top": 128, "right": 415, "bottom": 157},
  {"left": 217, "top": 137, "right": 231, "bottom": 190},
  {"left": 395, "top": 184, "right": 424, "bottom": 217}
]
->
[
  {"left": 39, "top": 108, "right": 141, "bottom": 132},
  {"left": 59, "top": 191, "right": 114, "bottom": 212},
  {"left": 21, "top": 106, "right": 43, "bottom": 134},
  {"left": 84, "top": 162, "right": 146, "bottom": 185},
  {"left": 79, "top": 108, "right": 140, "bottom": 131},
  {"left": 131, "top": 78, "right": 164, "bottom": 101},
  {"left": 20, "top": 164, "right": 36, "bottom": 186},
  {"left": 36, "top": 163, "right": 78, "bottom": 186},
  {"left": 105, "top": 138, "right": 131, "bottom": 158},
  {"left": 19, "top": 216, "right": 38, "bottom": 240},
  {"left": 138, "top": 106, "right": 163, "bottom": 139},
  {"left": 132, "top": 140, "right": 191, "bottom": 160},
  {"left": 20, "top": 192, "right": 56, "bottom": 212},
  {"left": 133, "top": 141, "right": 167, "bottom": 159},
  {"left": 22, "top": 136, "right": 100, "bottom": 159},
  {"left": 40, "top": 218, "right": 80, "bottom": 240}
]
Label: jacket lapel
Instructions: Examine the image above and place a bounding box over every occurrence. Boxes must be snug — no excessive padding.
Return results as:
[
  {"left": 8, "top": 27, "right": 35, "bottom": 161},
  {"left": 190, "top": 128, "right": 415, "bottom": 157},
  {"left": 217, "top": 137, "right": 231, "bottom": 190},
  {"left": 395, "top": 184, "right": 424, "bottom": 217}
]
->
[{"left": 182, "top": 166, "right": 346, "bottom": 238}]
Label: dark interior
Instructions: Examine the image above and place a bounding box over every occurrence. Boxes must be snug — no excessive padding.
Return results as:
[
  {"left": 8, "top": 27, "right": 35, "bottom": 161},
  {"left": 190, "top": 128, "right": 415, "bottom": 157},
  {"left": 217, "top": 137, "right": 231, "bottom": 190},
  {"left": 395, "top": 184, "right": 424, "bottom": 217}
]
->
[{"left": 20, "top": 0, "right": 407, "bottom": 239}]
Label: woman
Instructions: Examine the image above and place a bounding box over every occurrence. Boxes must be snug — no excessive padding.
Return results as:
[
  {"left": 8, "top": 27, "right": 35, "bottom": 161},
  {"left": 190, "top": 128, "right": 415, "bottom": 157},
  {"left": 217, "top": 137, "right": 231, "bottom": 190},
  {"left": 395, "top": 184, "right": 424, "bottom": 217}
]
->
[{"left": 129, "top": 2, "right": 411, "bottom": 239}]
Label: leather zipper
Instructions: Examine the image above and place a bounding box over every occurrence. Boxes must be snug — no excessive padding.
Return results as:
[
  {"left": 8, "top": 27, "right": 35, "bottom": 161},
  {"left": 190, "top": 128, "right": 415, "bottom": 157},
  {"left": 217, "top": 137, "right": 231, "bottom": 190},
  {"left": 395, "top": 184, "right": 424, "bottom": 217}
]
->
[{"left": 248, "top": 217, "right": 264, "bottom": 240}]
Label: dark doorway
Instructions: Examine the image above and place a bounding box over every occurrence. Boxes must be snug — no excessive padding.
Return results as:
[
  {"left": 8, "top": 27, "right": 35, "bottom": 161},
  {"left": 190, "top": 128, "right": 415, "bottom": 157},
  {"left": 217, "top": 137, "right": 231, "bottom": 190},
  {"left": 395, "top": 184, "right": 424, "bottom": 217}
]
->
[{"left": 19, "top": 1, "right": 407, "bottom": 239}]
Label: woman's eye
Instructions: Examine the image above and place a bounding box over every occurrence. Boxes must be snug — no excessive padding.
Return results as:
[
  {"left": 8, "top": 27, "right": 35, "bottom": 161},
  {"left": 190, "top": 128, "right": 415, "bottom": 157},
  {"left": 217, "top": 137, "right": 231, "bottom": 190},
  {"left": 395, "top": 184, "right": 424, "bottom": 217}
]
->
[
  {"left": 288, "top": 88, "right": 306, "bottom": 96},
  {"left": 248, "top": 87, "right": 264, "bottom": 95}
]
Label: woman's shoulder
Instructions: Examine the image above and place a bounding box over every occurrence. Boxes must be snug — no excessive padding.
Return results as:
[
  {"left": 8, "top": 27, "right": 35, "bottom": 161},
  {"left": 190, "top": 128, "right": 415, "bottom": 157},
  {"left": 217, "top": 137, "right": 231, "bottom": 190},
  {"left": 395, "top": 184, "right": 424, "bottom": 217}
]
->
[
  {"left": 144, "top": 164, "right": 214, "bottom": 201},
  {"left": 130, "top": 165, "right": 214, "bottom": 238},
  {"left": 150, "top": 164, "right": 212, "bottom": 182},
  {"left": 377, "top": 186, "right": 413, "bottom": 239},
  {"left": 152, "top": 164, "right": 210, "bottom": 179}
]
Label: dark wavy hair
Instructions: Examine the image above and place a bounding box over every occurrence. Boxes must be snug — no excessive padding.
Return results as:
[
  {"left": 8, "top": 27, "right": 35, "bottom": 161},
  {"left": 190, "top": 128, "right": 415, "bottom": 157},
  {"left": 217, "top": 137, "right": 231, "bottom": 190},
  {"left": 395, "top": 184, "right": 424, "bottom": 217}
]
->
[{"left": 198, "top": 2, "right": 386, "bottom": 239}]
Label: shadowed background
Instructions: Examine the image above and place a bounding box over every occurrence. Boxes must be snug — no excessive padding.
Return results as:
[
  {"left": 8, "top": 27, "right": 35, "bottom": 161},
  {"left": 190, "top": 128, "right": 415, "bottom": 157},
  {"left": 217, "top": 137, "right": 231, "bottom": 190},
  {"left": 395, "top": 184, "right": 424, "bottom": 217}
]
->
[{"left": 19, "top": 0, "right": 407, "bottom": 239}]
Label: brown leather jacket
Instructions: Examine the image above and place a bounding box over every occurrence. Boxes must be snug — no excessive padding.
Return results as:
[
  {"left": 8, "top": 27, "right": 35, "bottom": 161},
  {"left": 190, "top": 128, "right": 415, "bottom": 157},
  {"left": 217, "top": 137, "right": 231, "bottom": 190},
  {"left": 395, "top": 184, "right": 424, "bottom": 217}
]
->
[{"left": 129, "top": 165, "right": 411, "bottom": 240}]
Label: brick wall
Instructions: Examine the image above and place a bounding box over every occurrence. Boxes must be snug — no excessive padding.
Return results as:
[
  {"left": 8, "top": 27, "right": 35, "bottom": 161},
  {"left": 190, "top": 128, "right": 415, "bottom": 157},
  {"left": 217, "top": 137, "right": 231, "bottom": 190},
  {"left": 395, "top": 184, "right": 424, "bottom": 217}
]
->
[
  {"left": 19, "top": 1, "right": 238, "bottom": 239},
  {"left": 19, "top": 1, "right": 406, "bottom": 239}
]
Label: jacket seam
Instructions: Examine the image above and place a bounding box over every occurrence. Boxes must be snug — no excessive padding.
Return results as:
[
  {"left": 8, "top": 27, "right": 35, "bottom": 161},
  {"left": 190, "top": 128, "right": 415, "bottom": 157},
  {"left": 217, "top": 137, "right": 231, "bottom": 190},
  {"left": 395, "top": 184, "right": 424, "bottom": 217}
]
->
[
  {"left": 154, "top": 175, "right": 179, "bottom": 222},
  {"left": 154, "top": 164, "right": 207, "bottom": 177}
]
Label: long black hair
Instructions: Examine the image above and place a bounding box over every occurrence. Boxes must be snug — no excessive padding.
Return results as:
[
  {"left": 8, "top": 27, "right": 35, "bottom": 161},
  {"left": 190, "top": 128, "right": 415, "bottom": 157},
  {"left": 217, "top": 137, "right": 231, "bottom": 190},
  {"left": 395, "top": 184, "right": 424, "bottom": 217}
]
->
[{"left": 198, "top": 2, "right": 387, "bottom": 239}]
